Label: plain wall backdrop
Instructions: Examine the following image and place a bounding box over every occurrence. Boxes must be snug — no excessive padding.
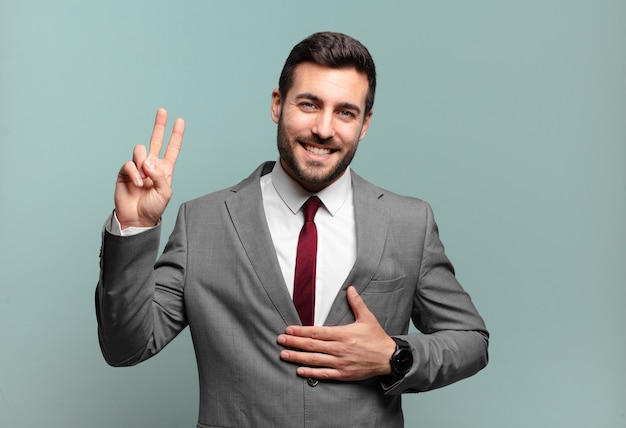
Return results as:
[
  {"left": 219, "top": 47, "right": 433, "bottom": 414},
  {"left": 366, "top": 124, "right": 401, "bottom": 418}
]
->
[{"left": 1, "top": 1, "right": 624, "bottom": 426}]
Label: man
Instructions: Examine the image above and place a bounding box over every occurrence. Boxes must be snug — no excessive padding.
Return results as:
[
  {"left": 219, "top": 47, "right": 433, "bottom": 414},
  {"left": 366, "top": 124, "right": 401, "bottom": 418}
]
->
[{"left": 97, "top": 32, "right": 488, "bottom": 427}]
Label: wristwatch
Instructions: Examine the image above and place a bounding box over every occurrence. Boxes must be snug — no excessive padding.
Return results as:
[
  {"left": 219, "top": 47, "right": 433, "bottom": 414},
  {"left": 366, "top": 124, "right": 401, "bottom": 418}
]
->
[{"left": 388, "top": 337, "right": 413, "bottom": 381}]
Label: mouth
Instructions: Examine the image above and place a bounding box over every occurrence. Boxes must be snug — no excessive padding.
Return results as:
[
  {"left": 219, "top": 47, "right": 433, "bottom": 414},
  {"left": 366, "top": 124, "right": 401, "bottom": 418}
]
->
[{"left": 304, "top": 144, "right": 333, "bottom": 156}]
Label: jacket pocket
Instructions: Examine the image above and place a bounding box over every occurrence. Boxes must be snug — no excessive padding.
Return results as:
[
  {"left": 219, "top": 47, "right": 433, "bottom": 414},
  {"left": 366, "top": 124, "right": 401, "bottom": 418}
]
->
[
  {"left": 359, "top": 276, "right": 413, "bottom": 333},
  {"left": 362, "top": 275, "right": 407, "bottom": 293}
]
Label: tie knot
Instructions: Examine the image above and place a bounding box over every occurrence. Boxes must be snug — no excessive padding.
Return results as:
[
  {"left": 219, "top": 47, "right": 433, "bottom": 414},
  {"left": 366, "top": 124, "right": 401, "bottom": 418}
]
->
[{"left": 302, "top": 196, "right": 321, "bottom": 223}]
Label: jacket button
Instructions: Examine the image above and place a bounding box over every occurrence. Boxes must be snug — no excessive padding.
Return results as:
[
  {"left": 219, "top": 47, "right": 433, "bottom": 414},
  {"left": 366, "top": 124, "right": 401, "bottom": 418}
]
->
[{"left": 307, "top": 377, "right": 319, "bottom": 387}]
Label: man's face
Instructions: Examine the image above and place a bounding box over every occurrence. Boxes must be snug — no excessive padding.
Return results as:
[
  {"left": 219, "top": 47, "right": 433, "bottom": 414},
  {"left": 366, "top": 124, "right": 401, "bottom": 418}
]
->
[{"left": 271, "top": 62, "right": 372, "bottom": 193}]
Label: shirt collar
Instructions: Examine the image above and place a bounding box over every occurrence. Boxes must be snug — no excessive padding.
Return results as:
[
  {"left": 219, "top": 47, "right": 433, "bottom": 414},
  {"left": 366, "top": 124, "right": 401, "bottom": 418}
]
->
[{"left": 271, "top": 159, "right": 352, "bottom": 216}]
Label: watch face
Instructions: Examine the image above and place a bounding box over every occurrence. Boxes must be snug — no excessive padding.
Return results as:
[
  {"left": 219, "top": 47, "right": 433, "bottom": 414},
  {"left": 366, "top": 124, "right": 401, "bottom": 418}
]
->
[{"left": 393, "top": 349, "right": 413, "bottom": 374}]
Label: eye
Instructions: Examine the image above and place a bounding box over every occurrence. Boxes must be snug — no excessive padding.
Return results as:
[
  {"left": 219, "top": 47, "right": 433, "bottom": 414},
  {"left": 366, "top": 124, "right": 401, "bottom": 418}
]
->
[
  {"left": 299, "top": 101, "right": 316, "bottom": 110},
  {"left": 338, "top": 110, "right": 356, "bottom": 119}
]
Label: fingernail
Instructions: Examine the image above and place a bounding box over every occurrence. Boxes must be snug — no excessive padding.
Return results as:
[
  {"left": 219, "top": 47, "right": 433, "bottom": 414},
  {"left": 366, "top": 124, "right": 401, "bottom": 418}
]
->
[{"left": 144, "top": 160, "right": 155, "bottom": 170}]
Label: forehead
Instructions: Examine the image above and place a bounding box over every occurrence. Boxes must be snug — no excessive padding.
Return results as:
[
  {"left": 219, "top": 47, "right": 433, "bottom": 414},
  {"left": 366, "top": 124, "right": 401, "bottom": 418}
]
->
[{"left": 288, "top": 62, "right": 369, "bottom": 107}]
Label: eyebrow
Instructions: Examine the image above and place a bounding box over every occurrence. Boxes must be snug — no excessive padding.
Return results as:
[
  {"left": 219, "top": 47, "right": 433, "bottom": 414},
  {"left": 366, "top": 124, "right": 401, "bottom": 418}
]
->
[{"left": 296, "top": 93, "right": 362, "bottom": 116}]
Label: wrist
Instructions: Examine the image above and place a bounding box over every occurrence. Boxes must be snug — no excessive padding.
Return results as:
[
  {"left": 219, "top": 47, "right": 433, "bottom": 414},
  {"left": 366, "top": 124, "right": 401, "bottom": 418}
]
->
[
  {"left": 386, "top": 337, "right": 413, "bottom": 382},
  {"left": 114, "top": 211, "right": 159, "bottom": 231}
]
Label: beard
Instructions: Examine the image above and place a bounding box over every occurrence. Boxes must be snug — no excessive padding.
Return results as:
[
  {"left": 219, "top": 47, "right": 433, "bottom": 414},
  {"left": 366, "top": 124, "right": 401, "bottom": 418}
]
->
[{"left": 276, "top": 117, "right": 358, "bottom": 190}]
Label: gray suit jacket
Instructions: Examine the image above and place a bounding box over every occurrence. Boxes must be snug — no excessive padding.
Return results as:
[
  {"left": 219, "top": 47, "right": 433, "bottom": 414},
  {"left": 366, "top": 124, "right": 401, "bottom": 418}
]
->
[{"left": 96, "top": 161, "right": 488, "bottom": 428}]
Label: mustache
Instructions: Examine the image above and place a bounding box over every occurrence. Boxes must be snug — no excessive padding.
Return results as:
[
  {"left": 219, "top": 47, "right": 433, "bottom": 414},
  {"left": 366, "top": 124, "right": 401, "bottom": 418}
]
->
[{"left": 295, "top": 134, "right": 335, "bottom": 147}]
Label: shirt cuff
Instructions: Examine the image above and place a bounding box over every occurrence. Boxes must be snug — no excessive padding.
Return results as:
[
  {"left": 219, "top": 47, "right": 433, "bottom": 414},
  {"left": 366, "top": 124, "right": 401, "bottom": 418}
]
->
[{"left": 105, "top": 211, "right": 159, "bottom": 237}]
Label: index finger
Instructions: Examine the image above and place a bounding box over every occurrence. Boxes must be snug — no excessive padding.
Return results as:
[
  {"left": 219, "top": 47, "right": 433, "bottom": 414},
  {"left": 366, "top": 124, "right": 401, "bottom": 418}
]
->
[
  {"left": 148, "top": 108, "right": 168, "bottom": 158},
  {"left": 163, "top": 117, "right": 185, "bottom": 164},
  {"left": 285, "top": 325, "right": 343, "bottom": 341}
]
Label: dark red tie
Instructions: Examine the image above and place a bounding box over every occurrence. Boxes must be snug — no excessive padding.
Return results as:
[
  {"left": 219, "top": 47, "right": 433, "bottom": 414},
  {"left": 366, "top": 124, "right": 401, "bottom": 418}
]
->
[{"left": 293, "top": 196, "right": 322, "bottom": 326}]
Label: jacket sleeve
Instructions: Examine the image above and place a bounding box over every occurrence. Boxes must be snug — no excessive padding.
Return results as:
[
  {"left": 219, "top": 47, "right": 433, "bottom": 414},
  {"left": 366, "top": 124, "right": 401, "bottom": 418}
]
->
[
  {"left": 95, "top": 205, "right": 188, "bottom": 367},
  {"left": 385, "top": 202, "right": 489, "bottom": 394}
]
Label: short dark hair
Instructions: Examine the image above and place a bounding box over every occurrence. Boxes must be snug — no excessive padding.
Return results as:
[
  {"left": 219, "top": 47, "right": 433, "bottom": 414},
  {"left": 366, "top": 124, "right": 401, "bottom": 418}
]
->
[{"left": 278, "top": 32, "right": 376, "bottom": 116}]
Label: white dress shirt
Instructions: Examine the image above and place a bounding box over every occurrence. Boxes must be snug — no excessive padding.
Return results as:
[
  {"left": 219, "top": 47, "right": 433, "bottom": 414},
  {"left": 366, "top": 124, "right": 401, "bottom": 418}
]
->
[
  {"left": 261, "top": 161, "right": 357, "bottom": 325},
  {"left": 109, "top": 160, "right": 357, "bottom": 325}
]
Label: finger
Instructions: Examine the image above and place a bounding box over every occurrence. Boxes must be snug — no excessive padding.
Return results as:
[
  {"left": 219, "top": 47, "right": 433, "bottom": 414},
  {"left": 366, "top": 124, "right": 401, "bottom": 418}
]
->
[
  {"left": 284, "top": 325, "right": 343, "bottom": 342},
  {"left": 284, "top": 325, "right": 315, "bottom": 338},
  {"left": 118, "top": 160, "right": 143, "bottom": 187},
  {"left": 280, "top": 349, "right": 338, "bottom": 369},
  {"left": 295, "top": 366, "right": 343, "bottom": 380},
  {"left": 346, "top": 286, "right": 373, "bottom": 322},
  {"left": 148, "top": 108, "right": 168, "bottom": 158},
  {"left": 132, "top": 144, "right": 148, "bottom": 179},
  {"left": 163, "top": 117, "right": 185, "bottom": 164},
  {"left": 278, "top": 333, "right": 333, "bottom": 354}
]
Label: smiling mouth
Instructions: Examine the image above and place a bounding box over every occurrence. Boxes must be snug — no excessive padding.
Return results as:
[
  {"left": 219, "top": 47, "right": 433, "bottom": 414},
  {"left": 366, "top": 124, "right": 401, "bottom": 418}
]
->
[{"left": 303, "top": 144, "right": 333, "bottom": 156}]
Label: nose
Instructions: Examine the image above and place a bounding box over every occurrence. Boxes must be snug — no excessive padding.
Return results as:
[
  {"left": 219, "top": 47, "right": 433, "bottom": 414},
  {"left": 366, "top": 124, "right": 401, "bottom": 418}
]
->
[{"left": 311, "top": 110, "right": 335, "bottom": 140}]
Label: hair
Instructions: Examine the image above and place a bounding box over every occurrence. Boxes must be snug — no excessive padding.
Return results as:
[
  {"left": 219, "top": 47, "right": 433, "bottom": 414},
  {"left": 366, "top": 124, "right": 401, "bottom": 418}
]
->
[{"left": 278, "top": 32, "right": 377, "bottom": 116}]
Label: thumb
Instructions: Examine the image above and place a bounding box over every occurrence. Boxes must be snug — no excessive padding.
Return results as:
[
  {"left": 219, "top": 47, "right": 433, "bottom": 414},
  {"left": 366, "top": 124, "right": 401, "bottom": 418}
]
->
[
  {"left": 142, "top": 158, "right": 169, "bottom": 191},
  {"left": 346, "top": 286, "right": 373, "bottom": 322}
]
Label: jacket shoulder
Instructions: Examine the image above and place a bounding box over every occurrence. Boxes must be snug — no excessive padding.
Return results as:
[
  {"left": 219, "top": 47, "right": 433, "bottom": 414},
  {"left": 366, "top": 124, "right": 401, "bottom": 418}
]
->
[{"left": 351, "top": 170, "right": 431, "bottom": 214}]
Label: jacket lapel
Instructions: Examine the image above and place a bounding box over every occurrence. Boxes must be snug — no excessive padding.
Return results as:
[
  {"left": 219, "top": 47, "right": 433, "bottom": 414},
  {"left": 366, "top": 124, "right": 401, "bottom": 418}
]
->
[
  {"left": 225, "top": 164, "right": 390, "bottom": 328},
  {"left": 324, "top": 172, "right": 390, "bottom": 326},
  {"left": 225, "top": 162, "right": 302, "bottom": 327}
]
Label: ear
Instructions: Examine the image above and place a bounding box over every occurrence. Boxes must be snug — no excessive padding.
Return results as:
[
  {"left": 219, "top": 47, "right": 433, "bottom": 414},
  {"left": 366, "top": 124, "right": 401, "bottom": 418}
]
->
[
  {"left": 358, "top": 109, "right": 373, "bottom": 141},
  {"left": 271, "top": 88, "right": 282, "bottom": 124}
]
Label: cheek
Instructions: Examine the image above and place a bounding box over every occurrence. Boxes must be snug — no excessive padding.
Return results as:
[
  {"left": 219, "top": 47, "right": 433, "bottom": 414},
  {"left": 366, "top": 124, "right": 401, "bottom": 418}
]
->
[
  {"left": 284, "top": 114, "right": 313, "bottom": 136},
  {"left": 337, "top": 125, "right": 364, "bottom": 146}
]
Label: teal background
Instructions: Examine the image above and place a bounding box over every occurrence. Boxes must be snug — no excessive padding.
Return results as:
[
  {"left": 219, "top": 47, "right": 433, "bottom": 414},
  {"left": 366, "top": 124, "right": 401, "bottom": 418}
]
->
[{"left": 1, "top": 1, "right": 624, "bottom": 426}]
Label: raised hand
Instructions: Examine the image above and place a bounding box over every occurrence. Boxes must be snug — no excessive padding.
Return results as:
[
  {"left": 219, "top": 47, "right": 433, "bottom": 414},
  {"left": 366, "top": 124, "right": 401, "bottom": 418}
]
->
[
  {"left": 114, "top": 108, "right": 185, "bottom": 229},
  {"left": 277, "top": 286, "right": 397, "bottom": 381}
]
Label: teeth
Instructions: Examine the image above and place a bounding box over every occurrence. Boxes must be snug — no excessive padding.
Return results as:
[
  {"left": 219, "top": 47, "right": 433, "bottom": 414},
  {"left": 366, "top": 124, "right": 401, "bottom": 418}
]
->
[{"left": 306, "top": 145, "right": 331, "bottom": 155}]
